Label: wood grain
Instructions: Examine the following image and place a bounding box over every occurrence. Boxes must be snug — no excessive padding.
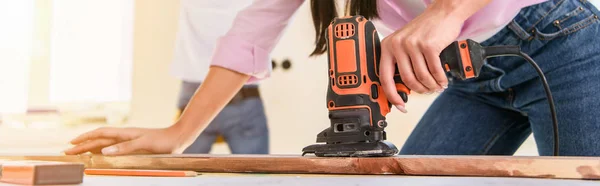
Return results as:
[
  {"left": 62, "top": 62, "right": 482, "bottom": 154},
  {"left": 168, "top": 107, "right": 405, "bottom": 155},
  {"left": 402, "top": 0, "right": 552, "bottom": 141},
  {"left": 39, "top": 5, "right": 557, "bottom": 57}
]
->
[{"left": 0, "top": 154, "right": 598, "bottom": 180}]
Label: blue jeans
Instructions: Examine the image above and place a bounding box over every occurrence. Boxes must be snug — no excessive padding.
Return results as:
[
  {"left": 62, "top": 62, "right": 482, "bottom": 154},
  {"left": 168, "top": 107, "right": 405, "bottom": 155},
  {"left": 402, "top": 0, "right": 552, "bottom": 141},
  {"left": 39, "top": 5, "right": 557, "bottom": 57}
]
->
[
  {"left": 177, "top": 81, "right": 269, "bottom": 154},
  {"left": 401, "top": 0, "right": 600, "bottom": 156}
]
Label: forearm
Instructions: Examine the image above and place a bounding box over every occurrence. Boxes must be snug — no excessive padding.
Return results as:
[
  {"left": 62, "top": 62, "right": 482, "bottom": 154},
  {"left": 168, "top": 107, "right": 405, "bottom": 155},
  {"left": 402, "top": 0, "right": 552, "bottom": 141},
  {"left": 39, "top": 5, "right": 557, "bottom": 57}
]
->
[
  {"left": 170, "top": 66, "right": 250, "bottom": 147},
  {"left": 427, "top": 0, "right": 493, "bottom": 21}
]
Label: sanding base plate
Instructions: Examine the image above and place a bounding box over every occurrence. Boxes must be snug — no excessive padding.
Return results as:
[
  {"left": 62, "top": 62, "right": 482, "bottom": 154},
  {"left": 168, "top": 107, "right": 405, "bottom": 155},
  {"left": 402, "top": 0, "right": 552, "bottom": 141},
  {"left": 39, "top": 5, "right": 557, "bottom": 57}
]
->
[{"left": 301, "top": 141, "right": 399, "bottom": 157}]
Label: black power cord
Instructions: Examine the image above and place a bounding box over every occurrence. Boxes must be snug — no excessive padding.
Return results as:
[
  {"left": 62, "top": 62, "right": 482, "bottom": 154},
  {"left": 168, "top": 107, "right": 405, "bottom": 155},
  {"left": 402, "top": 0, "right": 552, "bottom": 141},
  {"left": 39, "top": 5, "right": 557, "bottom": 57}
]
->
[{"left": 484, "top": 46, "right": 559, "bottom": 156}]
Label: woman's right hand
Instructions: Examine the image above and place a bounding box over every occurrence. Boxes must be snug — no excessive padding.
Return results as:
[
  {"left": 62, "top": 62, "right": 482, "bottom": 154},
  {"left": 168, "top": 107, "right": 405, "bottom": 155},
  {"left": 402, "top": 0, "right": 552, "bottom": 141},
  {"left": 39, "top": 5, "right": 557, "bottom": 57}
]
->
[
  {"left": 379, "top": 0, "right": 492, "bottom": 113},
  {"left": 63, "top": 126, "right": 186, "bottom": 155}
]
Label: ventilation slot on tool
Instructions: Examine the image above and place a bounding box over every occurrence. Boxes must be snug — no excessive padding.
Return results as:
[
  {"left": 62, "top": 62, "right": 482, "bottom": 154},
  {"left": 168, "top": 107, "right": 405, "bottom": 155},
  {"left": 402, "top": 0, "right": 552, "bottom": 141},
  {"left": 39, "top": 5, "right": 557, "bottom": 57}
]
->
[
  {"left": 338, "top": 75, "right": 358, "bottom": 86},
  {"left": 335, "top": 23, "right": 355, "bottom": 38}
]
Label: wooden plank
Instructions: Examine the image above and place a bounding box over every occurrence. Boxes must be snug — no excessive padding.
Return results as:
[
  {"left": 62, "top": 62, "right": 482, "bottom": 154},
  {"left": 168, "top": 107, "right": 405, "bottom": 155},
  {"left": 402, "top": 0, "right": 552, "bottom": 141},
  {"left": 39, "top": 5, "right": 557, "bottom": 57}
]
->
[{"left": 0, "top": 154, "right": 598, "bottom": 180}]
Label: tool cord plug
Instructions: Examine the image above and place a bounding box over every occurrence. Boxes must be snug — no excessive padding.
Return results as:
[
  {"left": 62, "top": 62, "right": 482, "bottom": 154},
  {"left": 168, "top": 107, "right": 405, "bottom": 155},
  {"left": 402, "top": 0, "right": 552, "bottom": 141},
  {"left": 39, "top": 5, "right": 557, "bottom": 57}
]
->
[{"left": 483, "top": 46, "right": 560, "bottom": 156}]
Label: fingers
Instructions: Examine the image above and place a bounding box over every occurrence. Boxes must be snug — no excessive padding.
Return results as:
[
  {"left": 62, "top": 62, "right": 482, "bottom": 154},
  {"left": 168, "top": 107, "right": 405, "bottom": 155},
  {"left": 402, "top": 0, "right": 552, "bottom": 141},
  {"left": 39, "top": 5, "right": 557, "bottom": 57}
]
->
[
  {"left": 391, "top": 38, "right": 428, "bottom": 94},
  {"left": 380, "top": 39, "right": 408, "bottom": 113},
  {"left": 101, "top": 140, "right": 147, "bottom": 156},
  {"left": 63, "top": 138, "right": 117, "bottom": 155},
  {"left": 70, "top": 127, "right": 113, "bottom": 144},
  {"left": 423, "top": 44, "right": 448, "bottom": 90},
  {"left": 70, "top": 127, "right": 135, "bottom": 144},
  {"left": 406, "top": 40, "right": 443, "bottom": 93}
]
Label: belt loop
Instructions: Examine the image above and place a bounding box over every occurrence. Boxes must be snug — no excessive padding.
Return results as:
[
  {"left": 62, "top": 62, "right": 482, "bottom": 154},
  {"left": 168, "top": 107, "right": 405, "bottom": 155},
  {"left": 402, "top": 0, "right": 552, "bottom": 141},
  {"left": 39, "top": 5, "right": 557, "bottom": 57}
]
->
[{"left": 508, "top": 20, "right": 534, "bottom": 41}]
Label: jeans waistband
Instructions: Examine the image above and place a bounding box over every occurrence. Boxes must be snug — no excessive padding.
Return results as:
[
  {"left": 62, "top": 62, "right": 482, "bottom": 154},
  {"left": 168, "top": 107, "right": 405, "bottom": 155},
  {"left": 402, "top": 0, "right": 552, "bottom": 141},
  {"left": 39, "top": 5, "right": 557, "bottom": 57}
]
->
[{"left": 483, "top": 0, "right": 600, "bottom": 44}]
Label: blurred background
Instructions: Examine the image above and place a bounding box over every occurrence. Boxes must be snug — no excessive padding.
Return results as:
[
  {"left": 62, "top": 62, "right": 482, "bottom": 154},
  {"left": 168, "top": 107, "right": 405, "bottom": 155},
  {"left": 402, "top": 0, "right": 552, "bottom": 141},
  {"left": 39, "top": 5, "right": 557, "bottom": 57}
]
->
[{"left": 1, "top": 0, "right": 598, "bottom": 155}]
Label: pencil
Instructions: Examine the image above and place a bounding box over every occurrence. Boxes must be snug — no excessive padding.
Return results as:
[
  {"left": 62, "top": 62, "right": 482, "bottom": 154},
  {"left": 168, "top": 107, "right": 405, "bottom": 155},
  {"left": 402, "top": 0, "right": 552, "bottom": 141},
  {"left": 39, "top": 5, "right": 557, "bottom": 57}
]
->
[{"left": 84, "top": 169, "right": 198, "bottom": 177}]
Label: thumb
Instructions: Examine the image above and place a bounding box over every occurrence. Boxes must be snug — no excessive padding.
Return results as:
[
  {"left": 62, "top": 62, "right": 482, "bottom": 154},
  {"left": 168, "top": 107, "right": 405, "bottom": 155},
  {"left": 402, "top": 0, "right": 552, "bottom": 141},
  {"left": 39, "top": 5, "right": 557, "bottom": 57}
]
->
[{"left": 101, "top": 140, "right": 142, "bottom": 155}]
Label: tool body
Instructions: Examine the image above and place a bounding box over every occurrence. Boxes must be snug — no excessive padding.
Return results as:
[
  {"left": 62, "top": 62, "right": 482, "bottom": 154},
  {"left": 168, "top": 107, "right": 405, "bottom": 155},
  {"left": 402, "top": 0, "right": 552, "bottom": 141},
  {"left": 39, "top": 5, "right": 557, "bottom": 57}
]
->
[
  {"left": 301, "top": 15, "right": 486, "bottom": 157},
  {"left": 302, "top": 15, "right": 559, "bottom": 157}
]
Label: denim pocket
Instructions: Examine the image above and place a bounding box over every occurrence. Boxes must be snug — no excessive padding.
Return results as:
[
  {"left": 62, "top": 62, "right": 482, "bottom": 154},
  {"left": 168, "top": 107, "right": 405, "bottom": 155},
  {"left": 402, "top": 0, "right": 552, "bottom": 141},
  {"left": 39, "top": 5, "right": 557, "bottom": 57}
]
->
[
  {"left": 555, "top": 6, "right": 586, "bottom": 28},
  {"left": 533, "top": 0, "right": 599, "bottom": 40}
]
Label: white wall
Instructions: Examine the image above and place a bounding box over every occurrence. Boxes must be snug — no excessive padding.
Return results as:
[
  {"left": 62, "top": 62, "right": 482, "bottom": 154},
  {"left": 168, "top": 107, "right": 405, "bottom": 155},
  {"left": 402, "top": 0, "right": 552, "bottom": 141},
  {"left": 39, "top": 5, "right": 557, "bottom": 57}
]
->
[
  {"left": 48, "top": 0, "right": 133, "bottom": 104},
  {"left": 0, "top": 1, "right": 34, "bottom": 114},
  {"left": 126, "top": 0, "right": 181, "bottom": 128}
]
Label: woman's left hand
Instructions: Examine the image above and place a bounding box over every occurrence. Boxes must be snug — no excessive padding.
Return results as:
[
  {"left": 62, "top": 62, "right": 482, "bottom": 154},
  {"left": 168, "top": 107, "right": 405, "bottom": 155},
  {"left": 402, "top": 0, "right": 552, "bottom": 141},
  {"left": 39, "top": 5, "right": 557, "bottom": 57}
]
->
[
  {"left": 63, "top": 126, "right": 185, "bottom": 155},
  {"left": 379, "top": 0, "right": 489, "bottom": 112}
]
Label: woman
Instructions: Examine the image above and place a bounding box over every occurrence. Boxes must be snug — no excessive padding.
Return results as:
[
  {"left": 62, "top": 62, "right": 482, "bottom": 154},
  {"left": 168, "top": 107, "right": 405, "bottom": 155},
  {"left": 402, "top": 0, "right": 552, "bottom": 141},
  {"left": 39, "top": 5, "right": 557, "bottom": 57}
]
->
[{"left": 64, "top": 0, "right": 600, "bottom": 156}]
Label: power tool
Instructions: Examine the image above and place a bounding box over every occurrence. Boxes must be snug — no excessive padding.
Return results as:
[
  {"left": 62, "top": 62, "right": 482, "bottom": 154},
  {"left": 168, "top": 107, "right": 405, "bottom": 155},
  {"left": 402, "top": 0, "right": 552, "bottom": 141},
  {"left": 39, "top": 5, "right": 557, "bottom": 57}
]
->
[{"left": 301, "top": 15, "right": 560, "bottom": 157}]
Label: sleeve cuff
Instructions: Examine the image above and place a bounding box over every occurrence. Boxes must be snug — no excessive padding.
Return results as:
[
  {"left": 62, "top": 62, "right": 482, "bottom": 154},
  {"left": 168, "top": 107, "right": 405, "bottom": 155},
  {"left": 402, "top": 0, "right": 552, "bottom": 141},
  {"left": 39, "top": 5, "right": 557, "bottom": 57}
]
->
[{"left": 210, "top": 35, "right": 272, "bottom": 84}]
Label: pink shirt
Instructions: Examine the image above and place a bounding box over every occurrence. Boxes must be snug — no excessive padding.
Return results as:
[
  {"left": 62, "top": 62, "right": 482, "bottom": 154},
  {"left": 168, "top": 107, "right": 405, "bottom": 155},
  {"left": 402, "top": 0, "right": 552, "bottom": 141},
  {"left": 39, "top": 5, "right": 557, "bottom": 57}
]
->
[{"left": 210, "top": 0, "right": 547, "bottom": 83}]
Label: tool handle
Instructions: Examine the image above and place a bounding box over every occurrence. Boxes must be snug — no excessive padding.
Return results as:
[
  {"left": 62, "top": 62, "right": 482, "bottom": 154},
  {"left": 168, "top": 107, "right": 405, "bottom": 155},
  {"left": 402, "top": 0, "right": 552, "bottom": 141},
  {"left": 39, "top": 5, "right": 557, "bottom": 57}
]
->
[
  {"left": 439, "top": 39, "right": 485, "bottom": 80},
  {"left": 393, "top": 39, "right": 486, "bottom": 103},
  {"left": 393, "top": 67, "right": 410, "bottom": 103}
]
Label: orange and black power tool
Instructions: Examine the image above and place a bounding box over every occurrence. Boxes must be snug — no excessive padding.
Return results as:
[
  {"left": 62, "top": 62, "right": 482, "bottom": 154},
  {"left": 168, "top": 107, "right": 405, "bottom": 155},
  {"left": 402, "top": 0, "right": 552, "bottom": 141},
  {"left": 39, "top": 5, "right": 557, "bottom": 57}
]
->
[{"left": 301, "top": 15, "right": 489, "bottom": 157}]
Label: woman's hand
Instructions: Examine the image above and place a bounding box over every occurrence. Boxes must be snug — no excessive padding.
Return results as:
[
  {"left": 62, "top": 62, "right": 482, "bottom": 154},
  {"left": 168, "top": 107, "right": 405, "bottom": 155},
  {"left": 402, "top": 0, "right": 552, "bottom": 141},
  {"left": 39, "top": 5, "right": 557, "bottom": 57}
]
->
[
  {"left": 64, "top": 66, "right": 251, "bottom": 155},
  {"left": 63, "top": 126, "right": 186, "bottom": 155},
  {"left": 380, "top": 0, "right": 491, "bottom": 112}
]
